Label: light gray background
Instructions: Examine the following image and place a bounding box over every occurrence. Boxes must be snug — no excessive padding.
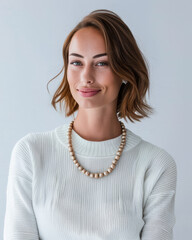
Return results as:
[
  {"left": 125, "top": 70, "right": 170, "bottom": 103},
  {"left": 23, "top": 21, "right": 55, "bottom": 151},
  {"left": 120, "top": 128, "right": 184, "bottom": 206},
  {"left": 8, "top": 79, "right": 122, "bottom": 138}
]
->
[{"left": 1, "top": 0, "right": 191, "bottom": 239}]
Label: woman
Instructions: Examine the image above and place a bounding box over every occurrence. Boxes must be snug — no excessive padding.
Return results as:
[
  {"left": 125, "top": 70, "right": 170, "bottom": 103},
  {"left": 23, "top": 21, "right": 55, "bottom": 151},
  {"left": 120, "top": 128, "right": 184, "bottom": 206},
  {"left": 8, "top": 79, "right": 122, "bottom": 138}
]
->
[{"left": 4, "top": 9, "right": 177, "bottom": 240}]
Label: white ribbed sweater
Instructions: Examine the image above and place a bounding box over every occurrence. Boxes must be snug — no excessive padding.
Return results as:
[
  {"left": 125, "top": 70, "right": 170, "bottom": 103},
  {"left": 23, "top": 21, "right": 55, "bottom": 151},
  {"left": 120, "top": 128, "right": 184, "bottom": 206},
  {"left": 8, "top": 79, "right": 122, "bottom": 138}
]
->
[{"left": 4, "top": 123, "right": 177, "bottom": 240}]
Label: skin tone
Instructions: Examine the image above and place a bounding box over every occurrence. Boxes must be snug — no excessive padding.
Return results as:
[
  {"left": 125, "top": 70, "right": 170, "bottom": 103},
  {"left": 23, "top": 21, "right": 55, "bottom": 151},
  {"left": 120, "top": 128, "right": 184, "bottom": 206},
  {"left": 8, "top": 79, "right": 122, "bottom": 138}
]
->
[{"left": 67, "top": 26, "right": 123, "bottom": 141}]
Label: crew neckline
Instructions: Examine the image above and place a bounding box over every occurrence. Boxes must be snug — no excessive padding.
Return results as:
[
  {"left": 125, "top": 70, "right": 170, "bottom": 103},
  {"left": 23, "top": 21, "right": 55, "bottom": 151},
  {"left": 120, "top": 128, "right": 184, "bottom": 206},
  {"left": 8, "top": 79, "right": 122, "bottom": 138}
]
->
[{"left": 55, "top": 122, "right": 142, "bottom": 157}]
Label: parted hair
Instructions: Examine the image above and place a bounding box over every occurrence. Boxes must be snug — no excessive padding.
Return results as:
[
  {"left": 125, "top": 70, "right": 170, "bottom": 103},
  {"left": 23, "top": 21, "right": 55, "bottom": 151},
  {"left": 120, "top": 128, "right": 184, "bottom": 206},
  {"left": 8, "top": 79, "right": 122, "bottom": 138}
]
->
[{"left": 47, "top": 9, "right": 154, "bottom": 123}]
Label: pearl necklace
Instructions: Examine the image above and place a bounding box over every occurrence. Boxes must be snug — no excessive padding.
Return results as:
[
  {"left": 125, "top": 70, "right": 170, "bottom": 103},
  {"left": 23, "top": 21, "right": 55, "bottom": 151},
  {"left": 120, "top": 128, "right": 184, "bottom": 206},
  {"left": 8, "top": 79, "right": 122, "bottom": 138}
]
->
[{"left": 67, "top": 120, "right": 126, "bottom": 179}]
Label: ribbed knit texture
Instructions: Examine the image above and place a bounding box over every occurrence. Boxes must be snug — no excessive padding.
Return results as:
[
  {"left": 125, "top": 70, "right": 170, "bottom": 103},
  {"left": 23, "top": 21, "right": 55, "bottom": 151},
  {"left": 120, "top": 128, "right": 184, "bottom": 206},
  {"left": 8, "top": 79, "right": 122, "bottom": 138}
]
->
[{"left": 4, "top": 123, "right": 177, "bottom": 240}]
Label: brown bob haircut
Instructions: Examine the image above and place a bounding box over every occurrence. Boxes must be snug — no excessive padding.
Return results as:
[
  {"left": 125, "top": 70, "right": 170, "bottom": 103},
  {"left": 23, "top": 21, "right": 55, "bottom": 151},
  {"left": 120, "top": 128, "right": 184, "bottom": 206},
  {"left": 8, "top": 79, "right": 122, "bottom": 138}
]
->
[{"left": 47, "top": 9, "right": 154, "bottom": 123}]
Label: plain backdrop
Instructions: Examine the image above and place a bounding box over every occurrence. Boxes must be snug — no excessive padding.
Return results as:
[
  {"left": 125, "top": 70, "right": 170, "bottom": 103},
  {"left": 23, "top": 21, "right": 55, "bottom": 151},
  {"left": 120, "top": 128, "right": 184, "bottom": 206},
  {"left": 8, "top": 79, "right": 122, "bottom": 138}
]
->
[{"left": 1, "top": 0, "right": 191, "bottom": 239}]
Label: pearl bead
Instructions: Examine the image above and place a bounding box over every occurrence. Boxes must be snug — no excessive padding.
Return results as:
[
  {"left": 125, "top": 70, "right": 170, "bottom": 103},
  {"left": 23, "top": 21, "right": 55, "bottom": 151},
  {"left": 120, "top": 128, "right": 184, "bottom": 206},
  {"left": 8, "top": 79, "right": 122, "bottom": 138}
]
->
[
  {"left": 69, "top": 147, "right": 73, "bottom": 151},
  {"left": 111, "top": 164, "right": 116, "bottom": 169},
  {"left": 104, "top": 171, "right": 109, "bottom": 176},
  {"left": 94, "top": 173, "right": 99, "bottom": 178},
  {"left": 112, "top": 160, "right": 117, "bottom": 164}
]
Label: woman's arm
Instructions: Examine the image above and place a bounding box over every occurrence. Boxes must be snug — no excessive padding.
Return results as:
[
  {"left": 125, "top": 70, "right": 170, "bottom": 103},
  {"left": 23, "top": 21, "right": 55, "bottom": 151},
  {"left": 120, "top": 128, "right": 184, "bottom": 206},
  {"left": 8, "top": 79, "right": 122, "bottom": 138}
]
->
[
  {"left": 4, "top": 135, "right": 40, "bottom": 240},
  {"left": 140, "top": 149, "right": 177, "bottom": 240}
]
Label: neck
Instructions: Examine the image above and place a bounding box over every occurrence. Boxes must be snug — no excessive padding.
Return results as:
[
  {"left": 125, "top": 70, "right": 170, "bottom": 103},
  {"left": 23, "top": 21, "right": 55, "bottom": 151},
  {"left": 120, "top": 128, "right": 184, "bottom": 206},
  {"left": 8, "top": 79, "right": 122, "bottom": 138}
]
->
[{"left": 72, "top": 109, "right": 122, "bottom": 142}]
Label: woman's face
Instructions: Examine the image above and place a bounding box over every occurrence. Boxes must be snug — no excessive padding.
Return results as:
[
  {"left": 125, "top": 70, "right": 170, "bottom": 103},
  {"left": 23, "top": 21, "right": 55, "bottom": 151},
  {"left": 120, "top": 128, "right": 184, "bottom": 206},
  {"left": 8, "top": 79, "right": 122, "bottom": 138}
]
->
[{"left": 67, "top": 26, "right": 122, "bottom": 110}]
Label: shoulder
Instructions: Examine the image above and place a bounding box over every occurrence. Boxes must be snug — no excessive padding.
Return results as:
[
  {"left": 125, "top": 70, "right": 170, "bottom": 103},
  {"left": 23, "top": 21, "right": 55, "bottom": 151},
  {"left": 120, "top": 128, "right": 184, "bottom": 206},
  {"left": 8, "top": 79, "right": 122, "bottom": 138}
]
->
[
  {"left": 12, "top": 126, "right": 57, "bottom": 155},
  {"left": 137, "top": 138, "right": 177, "bottom": 174},
  {"left": 126, "top": 128, "right": 176, "bottom": 170},
  {"left": 9, "top": 127, "right": 59, "bottom": 177}
]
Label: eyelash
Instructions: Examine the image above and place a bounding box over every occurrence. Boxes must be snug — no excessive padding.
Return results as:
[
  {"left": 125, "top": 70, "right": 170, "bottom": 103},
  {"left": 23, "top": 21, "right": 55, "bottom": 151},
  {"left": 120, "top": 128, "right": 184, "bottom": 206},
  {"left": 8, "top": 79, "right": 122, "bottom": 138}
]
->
[{"left": 70, "top": 61, "right": 108, "bottom": 67}]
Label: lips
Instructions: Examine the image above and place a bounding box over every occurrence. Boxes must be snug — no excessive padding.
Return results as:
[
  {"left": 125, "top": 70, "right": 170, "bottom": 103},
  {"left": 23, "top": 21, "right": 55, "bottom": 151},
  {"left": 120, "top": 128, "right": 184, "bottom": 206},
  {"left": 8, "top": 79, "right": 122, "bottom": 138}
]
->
[
  {"left": 78, "top": 88, "right": 101, "bottom": 93},
  {"left": 78, "top": 89, "right": 101, "bottom": 97}
]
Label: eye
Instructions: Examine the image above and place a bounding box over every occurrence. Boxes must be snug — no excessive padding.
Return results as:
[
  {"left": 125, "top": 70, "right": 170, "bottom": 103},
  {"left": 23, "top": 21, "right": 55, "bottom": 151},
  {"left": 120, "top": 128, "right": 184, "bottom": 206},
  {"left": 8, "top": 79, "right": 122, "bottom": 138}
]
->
[
  {"left": 96, "top": 61, "right": 108, "bottom": 66},
  {"left": 70, "top": 61, "right": 82, "bottom": 66}
]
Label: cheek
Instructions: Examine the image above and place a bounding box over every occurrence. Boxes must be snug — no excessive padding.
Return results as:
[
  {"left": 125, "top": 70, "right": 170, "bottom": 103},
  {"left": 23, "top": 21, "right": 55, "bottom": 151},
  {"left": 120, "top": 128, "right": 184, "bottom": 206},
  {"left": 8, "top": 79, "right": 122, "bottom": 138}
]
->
[
  {"left": 104, "top": 73, "right": 121, "bottom": 89},
  {"left": 109, "top": 79, "right": 122, "bottom": 97},
  {"left": 67, "top": 68, "right": 78, "bottom": 85}
]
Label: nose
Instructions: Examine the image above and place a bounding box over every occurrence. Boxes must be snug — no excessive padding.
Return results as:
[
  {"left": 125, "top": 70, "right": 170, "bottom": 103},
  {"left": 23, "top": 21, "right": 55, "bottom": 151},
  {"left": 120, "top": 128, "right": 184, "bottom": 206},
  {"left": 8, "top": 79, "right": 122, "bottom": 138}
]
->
[{"left": 80, "top": 64, "right": 94, "bottom": 84}]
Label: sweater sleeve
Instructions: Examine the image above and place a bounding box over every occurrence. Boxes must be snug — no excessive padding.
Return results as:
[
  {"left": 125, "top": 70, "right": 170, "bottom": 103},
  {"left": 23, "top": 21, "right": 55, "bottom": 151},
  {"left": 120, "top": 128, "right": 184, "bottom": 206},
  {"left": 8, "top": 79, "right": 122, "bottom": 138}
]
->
[
  {"left": 140, "top": 149, "right": 177, "bottom": 240},
  {"left": 4, "top": 135, "right": 40, "bottom": 240}
]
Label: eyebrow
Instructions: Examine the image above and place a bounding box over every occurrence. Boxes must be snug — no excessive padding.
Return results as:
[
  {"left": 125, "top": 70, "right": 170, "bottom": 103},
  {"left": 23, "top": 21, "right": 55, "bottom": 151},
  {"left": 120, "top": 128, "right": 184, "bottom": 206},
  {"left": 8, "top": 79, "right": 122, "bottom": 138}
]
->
[{"left": 69, "top": 53, "right": 107, "bottom": 58}]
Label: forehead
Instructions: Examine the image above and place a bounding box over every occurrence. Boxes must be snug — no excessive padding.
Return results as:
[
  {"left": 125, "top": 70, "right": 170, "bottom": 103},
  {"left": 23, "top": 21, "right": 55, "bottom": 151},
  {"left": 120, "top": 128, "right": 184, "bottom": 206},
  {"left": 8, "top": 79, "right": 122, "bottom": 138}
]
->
[{"left": 69, "top": 27, "right": 106, "bottom": 53}]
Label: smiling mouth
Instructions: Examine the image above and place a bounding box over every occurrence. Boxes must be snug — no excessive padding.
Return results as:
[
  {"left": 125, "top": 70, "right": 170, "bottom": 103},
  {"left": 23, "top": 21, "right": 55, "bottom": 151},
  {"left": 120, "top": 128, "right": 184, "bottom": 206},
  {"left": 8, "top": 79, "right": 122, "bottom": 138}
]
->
[
  {"left": 77, "top": 88, "right": 101, "bottom": 92},
  {"left": 78, "top": 90, "right": 101, "bottom": 93},
  {"left": 77, "top": 90, "right": 101, "bottom": 97}
]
